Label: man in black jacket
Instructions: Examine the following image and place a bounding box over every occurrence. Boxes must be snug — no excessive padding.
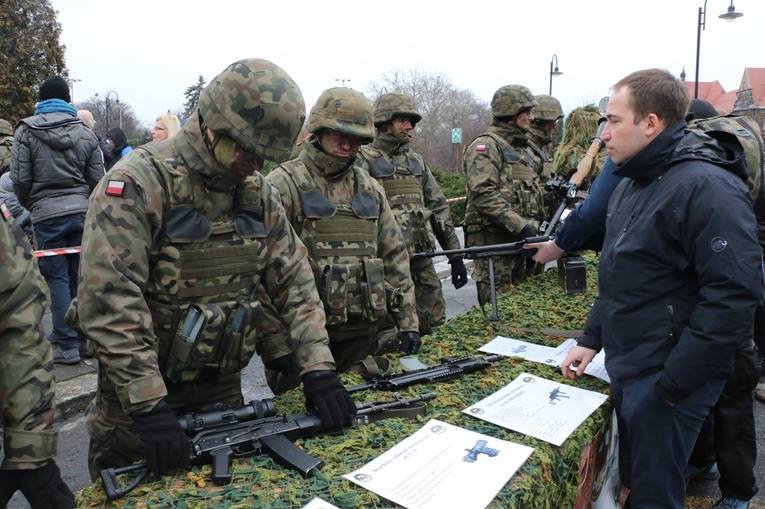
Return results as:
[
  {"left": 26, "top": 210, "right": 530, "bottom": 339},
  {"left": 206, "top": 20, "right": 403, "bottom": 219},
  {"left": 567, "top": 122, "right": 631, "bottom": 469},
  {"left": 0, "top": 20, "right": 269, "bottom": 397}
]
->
[
  {"left": 561, "top": 69, "right": 762, "bottom": 509},
  {"left": 11, "top": 76, "right": 105, "bottom": 364}
]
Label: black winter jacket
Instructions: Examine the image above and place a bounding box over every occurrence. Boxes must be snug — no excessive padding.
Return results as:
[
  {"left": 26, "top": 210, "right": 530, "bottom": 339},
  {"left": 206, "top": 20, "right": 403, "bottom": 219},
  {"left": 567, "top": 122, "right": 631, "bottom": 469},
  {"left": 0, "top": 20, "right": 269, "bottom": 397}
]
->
[{"left": 577, "top": 121, "right": 762, "bottom": 403}]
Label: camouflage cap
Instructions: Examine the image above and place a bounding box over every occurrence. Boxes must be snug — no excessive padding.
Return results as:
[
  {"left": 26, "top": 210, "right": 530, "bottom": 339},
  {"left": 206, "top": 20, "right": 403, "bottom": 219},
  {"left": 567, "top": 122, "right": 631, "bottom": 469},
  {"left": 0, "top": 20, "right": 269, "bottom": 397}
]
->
[
  {"left": 532, "top": 95, "right": 564, "bottom": 122},
  {"left": 491, "top": 85, "right": 538, "bottom": 118},
  {"left": 198, "top": 58, "right": 306, "bottom": 163},
  {"left": 372, "top": 92, "right": 422, "bottom": 127},
  {"left": 0, "top": 119, "right": 12, "bottom": 136},
  {"left": 307, "top": 88, "right": 374, "bottom": 141}
]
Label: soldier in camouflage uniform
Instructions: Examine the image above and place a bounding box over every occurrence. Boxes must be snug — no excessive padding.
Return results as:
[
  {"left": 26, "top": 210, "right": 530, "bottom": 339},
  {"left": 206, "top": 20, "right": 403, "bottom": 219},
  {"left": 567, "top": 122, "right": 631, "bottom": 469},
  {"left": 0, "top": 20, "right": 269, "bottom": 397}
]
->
[
  {"left": 263, "top": 87, "right": 420, "bottom": 394},
  {"left": 355, "top": 92, "right": 467, "bottom": 351},
  {"left": 69, "top": 59, "right": 356, "bottom": 481},
  {"left": 0, "top": 119, "right": 12, "bottom": 175},
  {"left": 528, "top": 94, "right": 564, "bottom": 186},
  {"left": 462, "top": 85, "right": 546, "bottom": 307},
  {"left": 0, "top": 204, "right": 75, "bottom": 508}
]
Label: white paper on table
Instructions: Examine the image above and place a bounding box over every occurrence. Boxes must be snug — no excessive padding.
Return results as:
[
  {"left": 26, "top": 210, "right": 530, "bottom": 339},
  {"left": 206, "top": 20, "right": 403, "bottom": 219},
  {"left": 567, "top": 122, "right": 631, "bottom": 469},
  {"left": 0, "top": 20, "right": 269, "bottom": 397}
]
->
[
  {"left": 548, "top": 338, "right": 610, "bottom": 382},
  {"left": 478, "top": 335, "right": 559, "bottom": 365},
  {"left": 343, "top": 419, "right": 533, "bottom": 509},
  {"left": 463, "top": 372, "right": 609, "bottom": 446},
  {"left": 302, "top": 498, "right": 340, "bottom": 509}
]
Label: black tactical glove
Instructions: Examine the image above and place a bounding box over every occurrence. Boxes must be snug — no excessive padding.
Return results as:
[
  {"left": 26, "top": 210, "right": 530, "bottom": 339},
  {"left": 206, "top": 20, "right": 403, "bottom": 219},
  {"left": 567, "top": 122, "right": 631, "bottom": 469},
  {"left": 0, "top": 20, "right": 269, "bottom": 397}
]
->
[
  {"left": 302, "top": 370, "right": 357, "bottom": 428},
  {"left": 131, "top": 400, "right": 190, "bottom": 476},
  {"left": 0, "top": 461, "right": 75, "bottom": 509},
  {"left": 399, "top": 331, "right": 422, "bottom": 354},
  {"left": 449, "top": 257, "right": 468, "bottom": 289},
  {"left": 518, "top": 224, "right": 538, "bottom": 257},
  {"left": 263, "top": 353, "right": 299, "bottom": 376}
]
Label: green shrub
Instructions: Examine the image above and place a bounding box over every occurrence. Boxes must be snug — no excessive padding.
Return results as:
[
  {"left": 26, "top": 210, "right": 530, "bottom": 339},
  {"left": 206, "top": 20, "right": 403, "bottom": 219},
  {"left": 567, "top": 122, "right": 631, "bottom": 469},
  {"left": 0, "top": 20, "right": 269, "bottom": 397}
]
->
[{"left": 431, "top": 166, "right": 467, "bottom": 226}]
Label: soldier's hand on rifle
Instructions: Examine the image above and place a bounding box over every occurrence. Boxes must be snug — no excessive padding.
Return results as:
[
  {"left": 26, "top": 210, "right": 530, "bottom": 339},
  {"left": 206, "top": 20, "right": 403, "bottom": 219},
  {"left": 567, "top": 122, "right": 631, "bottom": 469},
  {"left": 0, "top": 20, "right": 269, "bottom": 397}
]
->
[
  {"left": 131, "top": 400, "right": 190, "bottom": 476},
  {"left": 399, "top": 331, "right": 421, "bottom": 354},
  {"left": 0, "top": 461, "right": 75, "bottom": 509},
  {"left": 449, "top": 257, "right": 468, "bottom": 289},
  {"left": 264, "top": 353, "right": 299, "bottom": 375},
  {"left": 302, "top": 370, "right": 357, "bottom": 428}
]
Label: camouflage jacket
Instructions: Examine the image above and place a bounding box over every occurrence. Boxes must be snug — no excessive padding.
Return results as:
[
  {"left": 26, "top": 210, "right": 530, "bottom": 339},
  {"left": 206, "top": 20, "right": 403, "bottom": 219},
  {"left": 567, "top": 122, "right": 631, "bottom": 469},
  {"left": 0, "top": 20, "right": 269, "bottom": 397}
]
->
[
  {"left": 0, "top": 135, "right": 12, "bottom": 175},
  {"left": 267, "top": 138, "right": 418, "bottom": 337},
  {"left": 463, "top": 121, "right": 546, "bottom": 237},
  {"left": 0, "top": 204, "right": 57, "bottom": 470},
  {"left": 74, "top": 117, "right": 335, "bottom": 415},
  {"left": 357, "top": 132, "right": 462, "bottom": 258},
  {"left": 527, "top": 126, "right": 555, "bottom": 182}
]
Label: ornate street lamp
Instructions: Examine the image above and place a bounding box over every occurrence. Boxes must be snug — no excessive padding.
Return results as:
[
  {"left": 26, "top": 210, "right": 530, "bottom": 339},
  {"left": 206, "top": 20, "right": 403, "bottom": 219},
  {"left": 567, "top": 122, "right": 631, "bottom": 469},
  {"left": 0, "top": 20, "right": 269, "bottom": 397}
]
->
[
  {"left": 549, "top": 54, "right": 563, "bottom": 96},
  {"left": 694, "top": 0, "right": 743, "bottom": 99}
]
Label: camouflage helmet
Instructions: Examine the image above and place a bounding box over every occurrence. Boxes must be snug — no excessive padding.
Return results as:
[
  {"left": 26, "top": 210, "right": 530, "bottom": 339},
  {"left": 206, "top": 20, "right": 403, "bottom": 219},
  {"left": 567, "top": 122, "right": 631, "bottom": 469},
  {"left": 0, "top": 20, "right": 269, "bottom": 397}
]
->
[
  {"left": 491, "top": 85, "right": 538, "bottom": 118},
  {"left": 0, "top": 119, "right": 12, "bottom": 136},
  {"left": 306, "top": 87, "right": 374, "bottom": 142},
  {"left": 198, "top": 58, "right": 306, "bottom": 163},
  {"left": 532, "top": 94, "right": 564, "bottom": 122},
  {"left": 372, "top": 92, "right": 422, "bottom": 127}
]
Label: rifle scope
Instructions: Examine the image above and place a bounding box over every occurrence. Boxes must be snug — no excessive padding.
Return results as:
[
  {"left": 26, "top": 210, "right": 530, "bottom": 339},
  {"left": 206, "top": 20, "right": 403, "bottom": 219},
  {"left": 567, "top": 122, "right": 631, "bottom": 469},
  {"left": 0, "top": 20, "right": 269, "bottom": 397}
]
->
[{"left": 178, "top": 399, "right": 277, "bottom": 434}]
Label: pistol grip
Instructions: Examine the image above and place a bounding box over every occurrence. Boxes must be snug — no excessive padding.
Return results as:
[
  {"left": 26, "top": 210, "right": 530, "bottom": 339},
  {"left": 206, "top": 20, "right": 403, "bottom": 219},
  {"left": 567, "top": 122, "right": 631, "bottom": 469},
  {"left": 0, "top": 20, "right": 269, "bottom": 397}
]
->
[{"left": 210, "top": 447, "right": 234, "bottom": 484}]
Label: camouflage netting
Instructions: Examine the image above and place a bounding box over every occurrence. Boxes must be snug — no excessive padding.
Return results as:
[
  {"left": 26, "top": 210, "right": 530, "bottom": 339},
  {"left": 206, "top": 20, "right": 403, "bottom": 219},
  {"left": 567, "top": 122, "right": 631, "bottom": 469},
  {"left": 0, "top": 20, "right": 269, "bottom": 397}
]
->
[{"left": 74, "top": 257, "right": 711, "bottom": 508}]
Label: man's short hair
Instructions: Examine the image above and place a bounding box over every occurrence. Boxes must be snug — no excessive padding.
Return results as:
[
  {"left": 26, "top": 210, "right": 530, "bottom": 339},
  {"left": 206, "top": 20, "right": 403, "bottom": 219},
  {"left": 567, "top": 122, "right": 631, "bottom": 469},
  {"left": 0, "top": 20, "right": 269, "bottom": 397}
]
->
[{"left": 612, "top": 69, "right": 690, "bottom": 126}]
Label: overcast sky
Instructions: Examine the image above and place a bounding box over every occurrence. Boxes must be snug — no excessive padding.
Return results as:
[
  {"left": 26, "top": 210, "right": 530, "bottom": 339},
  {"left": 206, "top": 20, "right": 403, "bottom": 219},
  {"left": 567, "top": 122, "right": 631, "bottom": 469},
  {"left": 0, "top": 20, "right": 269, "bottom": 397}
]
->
[{"left": 50, "top": 0, "right": 764, "bottom": 128}]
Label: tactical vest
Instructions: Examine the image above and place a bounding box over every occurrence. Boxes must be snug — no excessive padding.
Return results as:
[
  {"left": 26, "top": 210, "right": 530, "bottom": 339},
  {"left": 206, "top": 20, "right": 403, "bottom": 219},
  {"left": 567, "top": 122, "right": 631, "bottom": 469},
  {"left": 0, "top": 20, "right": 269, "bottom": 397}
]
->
[
  {"left": 463, "top": 132, "right": 546, "bottom": 234},
  {"left": 527, "top": 132, "right": 555, "bottom": 183},
  {"left": 142, "top": 148, "right": 269, "bottom": 384},
  {"left": 364, "top": 148, "right": 436, "bottom": 254},
  {"left": 278, "top": 160, "right": 387, "bottom": 328}
]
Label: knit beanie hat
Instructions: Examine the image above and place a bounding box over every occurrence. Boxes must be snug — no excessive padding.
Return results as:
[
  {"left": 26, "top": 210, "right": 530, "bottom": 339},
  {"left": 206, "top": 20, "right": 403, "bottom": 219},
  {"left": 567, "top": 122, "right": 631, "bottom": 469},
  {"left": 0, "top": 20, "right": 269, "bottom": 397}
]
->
[
  {"left": 0, "top": 173, "right": 13, "bottom": 192},
  {"left": 688, "top": 99, "right": 718, "bottom": 121},
  {"left": 39, "top": 76, "right": 71, "bottom": 103}
]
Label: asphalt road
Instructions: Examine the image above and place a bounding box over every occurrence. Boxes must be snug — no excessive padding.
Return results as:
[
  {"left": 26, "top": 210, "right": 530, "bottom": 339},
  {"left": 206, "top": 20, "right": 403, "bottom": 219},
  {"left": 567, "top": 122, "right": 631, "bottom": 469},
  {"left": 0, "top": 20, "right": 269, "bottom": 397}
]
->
[{"left": 4, "top": 274, "right": 765, "bottom": 508}]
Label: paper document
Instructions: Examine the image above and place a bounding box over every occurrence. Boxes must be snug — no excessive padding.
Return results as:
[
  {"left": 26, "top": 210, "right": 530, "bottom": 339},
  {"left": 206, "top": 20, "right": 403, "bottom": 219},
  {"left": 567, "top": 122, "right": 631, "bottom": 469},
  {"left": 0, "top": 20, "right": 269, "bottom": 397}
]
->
[
  {"left": 344, "top": 419, "right": 533, "bottom": 509},
  {"left": 479, "top": 335, "right": 559, "bottom": 365},
  {"left": 464, "top": 372, "right": 609, "bottom": 446},
  {"left": 302, "top": 498, "right": 340, "bottom": 509},
  {"left": 549, "top": 338, "right": 610, "bottom": 382}
]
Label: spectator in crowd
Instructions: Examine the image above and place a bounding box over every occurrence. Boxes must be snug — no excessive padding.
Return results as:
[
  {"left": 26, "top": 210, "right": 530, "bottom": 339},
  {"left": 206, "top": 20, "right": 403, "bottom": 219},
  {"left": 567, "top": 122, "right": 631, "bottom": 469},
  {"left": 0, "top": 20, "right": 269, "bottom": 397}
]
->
[
  {"left": 560, "top": 69, "right": 761, "bottom": 508},
  {"left": 151, "top": 114, "right": 181, "bottom": 142},
  {"left": 103, "top": 127, "right": 132, "bottom": 171},
  {"left": 10, "top": 75, "right": 104, "bottom": 365},
  {"left": 0, "top": 172, "right": 33, "bottom": 245},
  {"left": 0, "top": 119, "right": 14, "bottom": 175}
]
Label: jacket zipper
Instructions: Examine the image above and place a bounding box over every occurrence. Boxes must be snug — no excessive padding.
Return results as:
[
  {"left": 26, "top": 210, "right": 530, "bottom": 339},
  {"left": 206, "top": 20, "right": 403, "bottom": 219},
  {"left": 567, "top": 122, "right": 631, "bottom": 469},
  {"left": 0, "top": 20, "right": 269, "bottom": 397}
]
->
[
  {"left": 667, "top": 305, "right": 676, "bottom": 344},
  {"left": 614, "top": 211, "right": 637, "bottom": 248}
]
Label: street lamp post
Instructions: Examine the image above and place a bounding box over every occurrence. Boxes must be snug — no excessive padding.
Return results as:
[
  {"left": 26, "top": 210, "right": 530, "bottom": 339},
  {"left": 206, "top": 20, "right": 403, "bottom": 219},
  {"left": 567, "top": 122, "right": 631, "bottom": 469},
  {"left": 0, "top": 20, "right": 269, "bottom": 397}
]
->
[
  {"left": 335, "top": 78, "right": 351, "bottom": 87},
  {"left": 549, "top": 54, "right": 563, "bottom": 96},
  {"left": 67, "top": 78, "right": 81, "bottom": 103},
  {"left": 104, "top": 91, "right": 120, "bottom": 132},
  {"left": 694, "top": 0, "right": 743, "bottom": 99}
]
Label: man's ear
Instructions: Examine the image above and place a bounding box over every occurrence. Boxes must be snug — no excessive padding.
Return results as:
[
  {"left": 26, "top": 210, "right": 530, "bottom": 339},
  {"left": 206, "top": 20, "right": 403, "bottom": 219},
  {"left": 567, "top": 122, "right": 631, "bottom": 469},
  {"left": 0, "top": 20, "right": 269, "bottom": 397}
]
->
[{"left": 644, "top": 113, "right": 662, "bottom": 137}]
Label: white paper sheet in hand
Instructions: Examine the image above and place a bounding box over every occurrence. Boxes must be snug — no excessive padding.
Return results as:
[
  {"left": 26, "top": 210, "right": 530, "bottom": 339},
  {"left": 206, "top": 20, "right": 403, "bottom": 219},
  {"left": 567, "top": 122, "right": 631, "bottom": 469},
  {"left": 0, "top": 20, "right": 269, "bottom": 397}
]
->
[
  {"left": 344, "top": 419, "right": 534, "bottom": 509},
  {"left": 463, "top": 372, "right": 609, "bottom": 446}
]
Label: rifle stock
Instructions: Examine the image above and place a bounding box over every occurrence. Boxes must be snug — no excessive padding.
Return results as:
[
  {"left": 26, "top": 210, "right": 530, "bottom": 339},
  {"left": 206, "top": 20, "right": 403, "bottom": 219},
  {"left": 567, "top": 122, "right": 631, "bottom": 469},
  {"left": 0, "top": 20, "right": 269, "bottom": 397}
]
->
[{"left": 101, "top": 393, "right": 436, "bottom": 501}]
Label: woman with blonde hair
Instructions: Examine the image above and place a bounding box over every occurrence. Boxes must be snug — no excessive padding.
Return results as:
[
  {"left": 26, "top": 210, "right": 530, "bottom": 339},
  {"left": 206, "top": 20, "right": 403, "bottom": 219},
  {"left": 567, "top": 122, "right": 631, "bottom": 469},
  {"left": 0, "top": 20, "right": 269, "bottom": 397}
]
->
[{"left": 151, "top": 113, "right": 181, "bottom": 141}]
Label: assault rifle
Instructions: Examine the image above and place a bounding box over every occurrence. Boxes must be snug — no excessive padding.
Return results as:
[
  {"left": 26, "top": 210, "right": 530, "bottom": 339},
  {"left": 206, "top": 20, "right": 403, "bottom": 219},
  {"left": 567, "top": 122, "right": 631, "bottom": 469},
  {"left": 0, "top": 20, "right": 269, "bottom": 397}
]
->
[
  {"left": 101, "top": 393, "right": 436, "bottom": 501},
  {"left": 412, "top": 237, "right": 550, "bottom": 320},
  {"left": 537, "top": 117, "right": 606, "bottom": 295},
  {"left": 347, "top": 354, "right": 505, "bottom": 393}
]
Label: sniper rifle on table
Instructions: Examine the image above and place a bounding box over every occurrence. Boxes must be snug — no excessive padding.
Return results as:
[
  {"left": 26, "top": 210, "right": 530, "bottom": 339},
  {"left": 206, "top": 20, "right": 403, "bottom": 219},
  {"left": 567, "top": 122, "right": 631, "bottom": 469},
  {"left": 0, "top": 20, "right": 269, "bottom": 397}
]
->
[
  {"left": 537, "top": 117, "right": 607, "bottom": 294},
  {"left": 101, "top": 392, "right": 436, "bottom": 501},
  {"left": 347, "top": 354, "right": 505, "bottom": 393},
  {"left": 412, "top": 236, "right": 550, "bottom": 321}
]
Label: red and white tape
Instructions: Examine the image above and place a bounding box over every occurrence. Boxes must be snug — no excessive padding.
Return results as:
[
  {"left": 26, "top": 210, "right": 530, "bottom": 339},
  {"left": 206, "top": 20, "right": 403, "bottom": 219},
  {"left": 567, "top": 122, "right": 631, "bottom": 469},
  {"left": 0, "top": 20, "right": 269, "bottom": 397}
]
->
[
  {"left": 34, "top": 247, "right": 82, "bottom": 258},
  {"left": 446, "top": 196, "right": 467, "bottom": 203}
]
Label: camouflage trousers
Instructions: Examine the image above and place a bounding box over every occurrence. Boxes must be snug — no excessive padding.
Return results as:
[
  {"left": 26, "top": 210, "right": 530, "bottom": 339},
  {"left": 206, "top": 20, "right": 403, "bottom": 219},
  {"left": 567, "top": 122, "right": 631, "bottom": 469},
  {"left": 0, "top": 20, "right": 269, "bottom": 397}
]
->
[
  {"left": 372, "top": 256, "right": 445, "bottom": 355},
  {"left": 266, "top": 333, "right": 375, "bottom": 395},
  {"left": 86, "top": 372, "right": 243, "bottom": 481}
]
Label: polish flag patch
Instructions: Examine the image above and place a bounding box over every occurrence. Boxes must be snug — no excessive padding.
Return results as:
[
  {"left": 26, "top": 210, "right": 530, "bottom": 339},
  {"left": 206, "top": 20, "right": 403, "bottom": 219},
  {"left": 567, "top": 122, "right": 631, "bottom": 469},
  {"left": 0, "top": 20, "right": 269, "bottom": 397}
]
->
[
  {"left": 105, "top": 180, "right": 126, "bottom": 196},
  {"left": 476, "top": 145, "right": 486, "bottom": 152}
]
